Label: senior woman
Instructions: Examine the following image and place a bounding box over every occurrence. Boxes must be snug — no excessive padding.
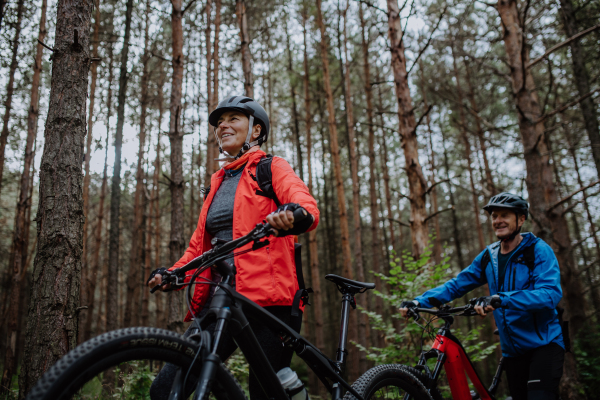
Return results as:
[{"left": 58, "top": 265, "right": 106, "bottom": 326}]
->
[{"left": 148, "top": 96, "right": 319, "bottom": 400}]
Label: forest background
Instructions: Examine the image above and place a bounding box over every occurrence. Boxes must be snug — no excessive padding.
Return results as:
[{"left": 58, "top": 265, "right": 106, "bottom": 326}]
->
[{"left": 0, "top": 0, "right": 599, "bottom": 398}]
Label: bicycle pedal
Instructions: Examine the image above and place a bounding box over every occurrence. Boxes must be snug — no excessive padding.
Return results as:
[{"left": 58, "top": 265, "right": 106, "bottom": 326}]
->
[{"left": 470, "top": 390, "right": 481, "bottom": 399}]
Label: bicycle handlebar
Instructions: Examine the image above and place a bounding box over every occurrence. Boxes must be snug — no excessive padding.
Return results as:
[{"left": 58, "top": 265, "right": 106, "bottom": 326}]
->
[
  {"left": 407, "top": 296, "right": 502, "bottom": 320},
  {"left": 150, "top": 207, "right": 310, "bottom": 294}
]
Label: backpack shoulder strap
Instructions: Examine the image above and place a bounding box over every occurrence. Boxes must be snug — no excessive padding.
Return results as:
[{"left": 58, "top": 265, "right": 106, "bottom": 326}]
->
[
  {"left": 201, "top": 185, "right": 211, "bottom": 201},
  {"left": 480, "top": 250, "right": 491, "bottom": 283},
  {"left": 514, "top": 243, "right": 536, "bottom": 271},
  {"left": 255, "top": 155, "right": 282, "bottom": 207}
]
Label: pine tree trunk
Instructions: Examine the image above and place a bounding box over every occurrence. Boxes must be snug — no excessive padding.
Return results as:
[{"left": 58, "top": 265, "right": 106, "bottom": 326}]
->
[
  {"left": 285, "top": 21, "right": 303, "bottom": 180},
  {"left": 168, "top": 0, "right": 185, "bottom": 333},
  {"left": 18, "top": 0, "right": 94, "bottom": 394},
  {"left": 451, "top": 46, "right": 485, "bottom": 251},
  {"left": 0, "top": 0, "right": 24, "bottom": 198},
  {"left": 559, "top": 0, "right": 600, "bottom": 177},
  {"left": 236, "top": 0, "right": 253, "bottom": 98},
  {"left": 496, "top": 1, "right": 585, "bottom": 398},
  {"left": 79, "top": 0, "right": 101, "bottom": 344},
  {"left": 0, "top": 0, "right": 46, "bottom": 390},
  {"left": 124, "top": 0, "right": 151, "bottom": 328},
  {"left": 418, "top": 62, "right": 442, "bottom": 262},
  {"left": 204, "top": 0, "right": 215, "bottom": 186},
  {"left": 106, "top": 0, "right": 134, "bottom": 332},
  {"left": 385, "top": 0, "right": 428, "bottom": 258},
  {"left": 302, "top": 8, "right": 325, "bottom": 396},
  {"left": 315, "top": 0, "right": 359, "bottom": 381}
]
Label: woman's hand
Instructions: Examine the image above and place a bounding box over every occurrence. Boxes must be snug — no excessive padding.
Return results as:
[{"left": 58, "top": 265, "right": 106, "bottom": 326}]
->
[
  {"left": 266, "top": 210, "right": 295, "bottom": 236},
  {"left": 146, "top": 271, "right": 171, "bottom": 291}
]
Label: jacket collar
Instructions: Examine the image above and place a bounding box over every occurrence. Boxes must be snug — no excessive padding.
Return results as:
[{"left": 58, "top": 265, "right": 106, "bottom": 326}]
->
[{"left": 486, "top": 232, "right": 537, "bottom": 291}]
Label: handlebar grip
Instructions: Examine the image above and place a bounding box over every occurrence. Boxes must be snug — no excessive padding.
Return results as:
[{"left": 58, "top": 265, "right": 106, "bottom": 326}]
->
[
  {"left": 150, "top": 284, "right": 162, "bottom": 294},
  {"left": 292, "top": 207, "right": 309, "bottom": 223},
  {"left": 491, "top": 296, "right": 502, "bottom": 309}
]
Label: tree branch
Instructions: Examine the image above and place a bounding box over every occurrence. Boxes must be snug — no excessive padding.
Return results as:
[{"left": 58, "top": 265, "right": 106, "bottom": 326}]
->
[
  {"left": 424, "top": 206, "right": 453, "bottom": 223},
  {"left": 406, "top": 6, "right": 447, "bottom": 76},
  {"left": 352, "top": 0, "right": 388, "bottom": 15},
  {"left": 426, "top": 178, "right": 453, "bottom": 194},
  {"left": 547, "top": 179, "right": 600, "bottom": 213},
  {"left": 387, "top": 217, "right": 410, "bottom": 227},
  {"left": 412, "top": 104, "right": 433, "bottom": 134},
  {"left": 527, "top": 24, "right": 600, "bottom": 69},
  {"left": 38, "top": 39, "right": 55, "bottom": 52},
  {"left": 182, "top": 0, "right": 199, "bottom": 14},
  {"left": 536, "top": 88, "right": 599, "bottom": 124},
  {"left": 151, "top": 51, "right": 171, "bottom": 62},
  {"left": 561, "top": 188, "right": 600, "bottom": 216}
]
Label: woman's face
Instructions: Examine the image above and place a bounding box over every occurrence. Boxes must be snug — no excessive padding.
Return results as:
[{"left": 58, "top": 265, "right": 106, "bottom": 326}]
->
[{"left": 216, "top": 111, "right": 261, "bottom": 155}]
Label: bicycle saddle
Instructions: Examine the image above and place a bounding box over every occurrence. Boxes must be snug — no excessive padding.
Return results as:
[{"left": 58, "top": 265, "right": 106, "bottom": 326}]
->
[{"left": 325, "top": 274, "right": 375, "bottom": 295}]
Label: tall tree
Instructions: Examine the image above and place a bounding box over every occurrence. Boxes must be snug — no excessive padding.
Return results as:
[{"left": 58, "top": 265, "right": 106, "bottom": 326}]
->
[
  {"left": 168, "top": 0, "right": 186, "bottom": 333},
  {"left": 106, "top": 0, "right": 135, "bottom": 332},
  {"left": 79, "top": 0, "right": 101, "bottom": 344},
  {"left": 315, "top": 0, "right": 359, "bottom": 381},
  {"left": 0, "top": 0, "right": 47, "bottom": 390},
  {"left": 558, "top": 0, "right": 600, "bottom": 177},
  {"left": 496, "top": 1, "right": 586, "bottom": 397},
  {"left": 385, "top": 0, "right": 429, "bottom": 257},
  {"left": 0, "top": 0, "right": 24, "bottom": 198},
  {"left": 236, "top": 0, "right": 253, "bottom": 97},
  {"left": 124, "top": 0, "right": 152, "bottom": 327},
  {"left": 18, "top": 0, "right": 95, "bottom": 394}
]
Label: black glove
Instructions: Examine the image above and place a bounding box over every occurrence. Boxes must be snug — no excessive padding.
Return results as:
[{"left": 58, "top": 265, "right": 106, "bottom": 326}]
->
[
  {"left": 271, "top": 203, "right": 314, "bottom": 236},
  {"left": 474, "top": 295, "right": 502, "bottom": 309},
  {"left": 147, "top": 267, "right": 168, "bottom": 285},
  {"left": 400, "top": 300, "right": 418, "bottom": 310}
]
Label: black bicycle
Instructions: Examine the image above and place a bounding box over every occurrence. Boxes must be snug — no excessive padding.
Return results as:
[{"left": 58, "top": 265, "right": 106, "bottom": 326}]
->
[{"left": 26, "top": 209, "right": 434, "bottom": 400}]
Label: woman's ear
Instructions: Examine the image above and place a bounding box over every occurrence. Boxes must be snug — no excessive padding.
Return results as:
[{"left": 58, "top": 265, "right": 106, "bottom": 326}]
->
[{"left": 252, "top": 124, "right": 262, "bottom": 141}]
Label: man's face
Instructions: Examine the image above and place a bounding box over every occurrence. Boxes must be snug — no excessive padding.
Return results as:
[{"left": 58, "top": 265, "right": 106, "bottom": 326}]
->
[{"left": 491, "top": 208, "right": 525, "bottom": 240}]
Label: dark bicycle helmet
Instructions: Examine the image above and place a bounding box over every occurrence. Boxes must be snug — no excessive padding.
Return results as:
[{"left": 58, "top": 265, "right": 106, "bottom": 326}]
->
[
  {"left": 483, "top": 192, "right": 529, "bottom": 220},
  {"left": 208, "top": 96, "right": 270, "bottom": 159}
]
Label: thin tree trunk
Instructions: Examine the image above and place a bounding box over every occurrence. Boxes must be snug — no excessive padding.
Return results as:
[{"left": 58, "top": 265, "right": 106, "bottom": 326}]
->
[
  {"left": 315, "top": 0, "right": 359, "bottom": 381},
  {"left": 358, "top": 4, "right": 382, "bottom": 349},
  {"left": 451, "top": 45, "right": 485, "bottom": 251},
  {"left": 124, "top": 0, "right": 151, "bottom": 328},
  {"left": 385, "top": 0, "right": 428, "bottom": 258},
  {"left": 497, "top": 2, "right": 585, "bottom": 398},
  {"left": 236, "top": 0, "right": 253, "bottom": 98},
  {"left": 0, "top": 0, "right": 24, "bottom": 198},
  {"left": 0, "top": 0, "right": 46, "bottom": 389},
  {"left": 559, "top": 0, "right": 600, "bottom": 177},
  {"left": 18, "top": 0, "right": 94, "bottom": 394},
  {"left": 79, "top": 0, "right": 101, "bottom": 344},
  {"left": 168, "top": 0, "right": 185, "bottom": 333},
  {"left": 212, "top": 0, "right": 221, "bottom": 110},
  {"left": 285, "top": 19, "right": 303, "bottom": 180},
  {"left": 154, "top": 80, "right": 165, "bottom": 329},
  {"left": 204, "top": 0, "right": 215, "bottom": 186},
  {"left": 418, "top": 61, "right": 442, "bottom": 262},
  {"left": 302, "top": 6, "right": 325, "bottom": 396}
]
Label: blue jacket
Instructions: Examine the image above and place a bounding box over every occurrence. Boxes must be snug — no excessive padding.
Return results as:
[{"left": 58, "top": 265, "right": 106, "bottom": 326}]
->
[{"left": 415, "top": 233, "right": 564, "bottom": 357}]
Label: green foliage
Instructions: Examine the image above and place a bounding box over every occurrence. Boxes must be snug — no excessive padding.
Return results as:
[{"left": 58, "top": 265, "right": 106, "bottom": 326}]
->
[
  {"left": 574, "top": 330, "right": 600, "bottom": 397},
  {"left": 226, "top": 351, "right": 250, "bottom": 397},
  {"left": 358, "top": 242, "right": 498, "bottom": 368}
]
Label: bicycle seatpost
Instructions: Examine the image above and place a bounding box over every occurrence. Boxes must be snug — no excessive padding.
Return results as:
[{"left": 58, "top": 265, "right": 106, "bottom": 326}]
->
[{"left": 335, "top": 292, "right": 355, "bottom": 372}]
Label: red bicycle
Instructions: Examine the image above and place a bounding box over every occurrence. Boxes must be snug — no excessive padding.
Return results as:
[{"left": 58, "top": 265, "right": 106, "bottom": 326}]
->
[{"left": 387, "top": 298, "right": 504, "bottom": 400}]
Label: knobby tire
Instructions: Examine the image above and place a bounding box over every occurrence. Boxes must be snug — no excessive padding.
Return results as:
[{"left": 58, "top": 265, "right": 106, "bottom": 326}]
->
[
  {"left": 343, "top": 364, "right": 435, "bottom": 400},
  {"left": 25, "top": 327, "right": 247, "bottom": 400}
]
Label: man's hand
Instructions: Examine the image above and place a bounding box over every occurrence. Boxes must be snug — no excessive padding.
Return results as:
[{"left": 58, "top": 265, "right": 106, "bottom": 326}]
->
[
  {"left": 146, "top": 268, "right": 171, "bottom": 291},
  {"left": 265, "top": 209, "right": 295, "bottom": 236},
  {"left": 399, "top": 300, "right": 418, "bottom": 319},
  {"left": 473, "top": 295, "right": 501, "bottom": 318}
]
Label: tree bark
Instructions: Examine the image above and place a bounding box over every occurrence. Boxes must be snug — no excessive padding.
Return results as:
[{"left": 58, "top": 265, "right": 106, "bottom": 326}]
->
[
  {"left": 0, "top": 0, "right": 24, "bottom": 198},
  {"left": 285, "top": 18, "right": 303, "bottom": 180},
  {"left": 418, "top": 61, "right": 442, "bottom": 263},
  {"left": 559, "top": 0, "right": 600, "bottom": 178},
  {"left": 79, "top": 0, "right": 100, "bottom": 344},
  {"left": 0, "top": 0, "right": 46, "bottom": 390},
  {"left": 106, "top": 0, "right": 134, "bottom": 332},
  {"left": 204, "top": 0, "right": 216, "bottom": 186},
  {"left": 236, "top": 0, "right": 253, "bottom": 98},
  {"left": 358, "top": 4, "right": 382, "bottom": 349},
  {"left": 124, "top": 0, "right": 151, "bottom": 328},
  {"left": 451, "top": 45, "right": 485, "bottom": 251},
  {"left": 315, "top": 0, "right": 360, "bottom": 381},
  {"left": 385, "top": 0, "right": 428, "bottom": 258},
  {"left": 168, "top": 0, "right": 185, "bottom": 333},
  {"left": 18, "top": 0, "right": 94, "bottom": 395},
  {"left": 496, "top": 1, "right": 585, "bottom": 398}
]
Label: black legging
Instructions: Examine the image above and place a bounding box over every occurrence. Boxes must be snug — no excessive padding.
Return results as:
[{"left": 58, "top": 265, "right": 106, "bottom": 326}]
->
[{"left": 150, "top": 306, "right": 302, "bottom": 400}]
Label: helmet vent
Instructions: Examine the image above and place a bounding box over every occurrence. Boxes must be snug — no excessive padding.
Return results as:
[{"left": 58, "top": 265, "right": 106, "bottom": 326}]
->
[
  {"left": 227, "top": 96, "right": 238, "bottom": 104},
  {"left": 239, "top": 98, "right": 253, "bottom": 103}
]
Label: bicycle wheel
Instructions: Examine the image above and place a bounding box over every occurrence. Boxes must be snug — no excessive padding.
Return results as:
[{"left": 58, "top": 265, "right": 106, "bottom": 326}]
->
[
  {"left": 343, "top": 364, "right": 433, "bottom": 400},
  {"left": 25, "top": 327, "right": 247, "bottom": 400},
  {"left": 400, "top": 366, "right": 445, "bottom": 400}
]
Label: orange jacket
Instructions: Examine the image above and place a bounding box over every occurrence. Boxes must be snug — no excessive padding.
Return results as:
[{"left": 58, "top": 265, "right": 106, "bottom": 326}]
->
[{"left": 170, "top": 150, "right": 319, "bottom": 321}]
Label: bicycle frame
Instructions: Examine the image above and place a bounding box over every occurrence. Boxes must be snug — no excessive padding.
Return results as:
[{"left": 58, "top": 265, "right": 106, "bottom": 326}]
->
[
  {"left": 191, "top": 260, "right": 364, "bottom": 400},
  {"left": 414, "top": 316, "right": 503, "bottom": 400}
]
